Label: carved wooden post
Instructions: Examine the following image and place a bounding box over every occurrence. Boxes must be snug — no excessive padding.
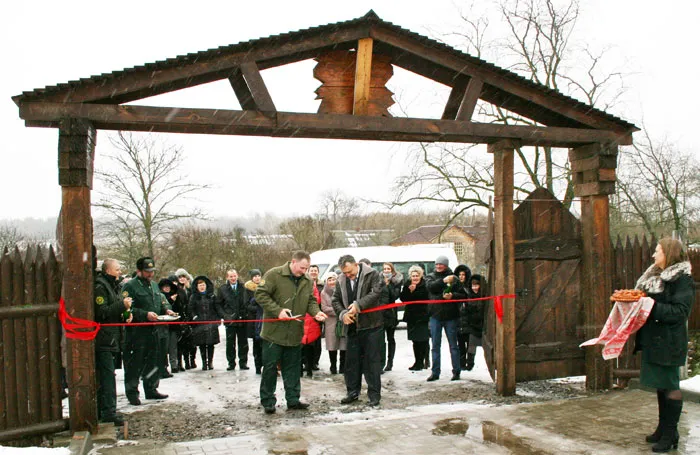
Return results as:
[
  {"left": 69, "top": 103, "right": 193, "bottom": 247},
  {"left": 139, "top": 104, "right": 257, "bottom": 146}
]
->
[
  {"left": 571, "top": 143, "right": 616, "bottom": 391},
  {"left": 58, "top": 118, "right": 97, "bottom": 432},
  {"left": 489, "top": 140, "right": 516, "bottom": 396}
]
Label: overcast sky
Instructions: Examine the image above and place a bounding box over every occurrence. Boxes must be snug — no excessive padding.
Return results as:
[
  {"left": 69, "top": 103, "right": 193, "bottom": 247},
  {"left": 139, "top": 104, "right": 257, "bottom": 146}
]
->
[{"left": 1, "top": 0, "right": 698, "bottom": 222}]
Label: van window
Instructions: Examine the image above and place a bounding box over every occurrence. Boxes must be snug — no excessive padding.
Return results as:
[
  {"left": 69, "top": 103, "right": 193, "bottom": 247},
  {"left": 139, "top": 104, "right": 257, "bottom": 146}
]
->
[
  {"left": 315, "top": 264, "right": 330, "bottom": 278},
  {"left": 371, "top": 262, "right": 434, "bottom": 279}
]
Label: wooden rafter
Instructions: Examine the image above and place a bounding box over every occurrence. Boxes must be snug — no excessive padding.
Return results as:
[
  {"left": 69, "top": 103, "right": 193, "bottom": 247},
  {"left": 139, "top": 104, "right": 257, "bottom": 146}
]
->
[
  {"left": 441, "top": 77, "right": 469, "bottom": 120},
  {"left": 19, "top": 102, "right": 632, "bottom": 147}
]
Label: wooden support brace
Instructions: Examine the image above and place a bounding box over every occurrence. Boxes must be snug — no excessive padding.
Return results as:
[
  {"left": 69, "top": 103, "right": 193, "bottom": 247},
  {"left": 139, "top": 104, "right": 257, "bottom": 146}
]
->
[
  {"left": 441, "top": 77, "right": 469, "bottom": 120},
  {"left": 456, "top": 77, "right": 483, "bottom": 121},
  {"left": 489, "top": 140, "right": 516, "bottom": 396},
  {"left": 353, "top": 38, "right": 373, "bottom": 116},
  {"left": 229, "top": 62, "right": 276, "bottom": 113}
]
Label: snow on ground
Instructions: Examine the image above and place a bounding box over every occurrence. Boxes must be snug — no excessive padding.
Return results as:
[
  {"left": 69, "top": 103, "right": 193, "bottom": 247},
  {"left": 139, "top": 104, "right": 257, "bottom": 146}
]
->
[
  {"left": 109, "top": 324, "right": 498, "bottom": 415},
  {"left": 681, "top": 374, "right": 700, "bottom": 394}
]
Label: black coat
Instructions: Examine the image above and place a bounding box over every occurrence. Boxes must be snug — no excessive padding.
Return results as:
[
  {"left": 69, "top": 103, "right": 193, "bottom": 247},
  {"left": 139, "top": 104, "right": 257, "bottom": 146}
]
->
[
  {"left": 215, "top": 280, "right": 248, "bottom": 327},
  {"left": 459, "top": 274, "right": 487, "bottom": 336},
  {"left": 425, "top": 266, "right": 464, "bottom": 321},
  {"left": 381, "top": 273, "right": 403, "bottom": 329},
  {"left": 188, "top": 276, "right": 220, "bottom": 346},
  {"left": 634, "top": 261, "right": 694, "bottom": 366},
  {"left": 94, "top": 272, "right": 127, "bottom": 352},
  {"left": 400, "top": 277, "right": 430, "bottom": 342},
  {"left": 244, "top": 280, "right": 264, "bottom": 339}
]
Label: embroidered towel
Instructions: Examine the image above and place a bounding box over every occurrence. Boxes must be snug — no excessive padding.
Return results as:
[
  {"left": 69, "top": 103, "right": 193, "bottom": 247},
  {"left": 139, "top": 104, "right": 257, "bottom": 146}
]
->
[{"left": 580, "top": 297, "right": 654, "bottom": 360}]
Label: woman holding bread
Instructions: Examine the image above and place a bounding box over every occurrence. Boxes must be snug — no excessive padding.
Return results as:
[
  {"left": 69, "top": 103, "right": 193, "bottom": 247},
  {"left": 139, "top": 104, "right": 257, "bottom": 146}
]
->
[{"left": 634, "top": 238, "right": 694, "bottom": 453}]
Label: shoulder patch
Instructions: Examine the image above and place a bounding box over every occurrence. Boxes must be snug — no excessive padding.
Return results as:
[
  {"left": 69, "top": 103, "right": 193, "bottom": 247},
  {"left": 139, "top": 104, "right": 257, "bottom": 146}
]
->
[
  {"left": 122, "top": 291, "right": 129, "bottom": 297},
  {"left": 96, "top": 296, "right": 105, "bottom": 305}
]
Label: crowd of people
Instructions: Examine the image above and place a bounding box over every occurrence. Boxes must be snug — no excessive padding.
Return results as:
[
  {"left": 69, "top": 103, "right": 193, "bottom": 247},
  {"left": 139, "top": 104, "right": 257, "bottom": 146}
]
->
[{"left": 92, "top": 250, "right": 488, "bottom": 423}]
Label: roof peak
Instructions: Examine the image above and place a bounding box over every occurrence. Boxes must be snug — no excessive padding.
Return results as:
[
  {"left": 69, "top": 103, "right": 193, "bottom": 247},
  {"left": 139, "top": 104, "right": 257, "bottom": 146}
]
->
[{"left": 362, "top": 10, "right": 381, "bottom": 20}]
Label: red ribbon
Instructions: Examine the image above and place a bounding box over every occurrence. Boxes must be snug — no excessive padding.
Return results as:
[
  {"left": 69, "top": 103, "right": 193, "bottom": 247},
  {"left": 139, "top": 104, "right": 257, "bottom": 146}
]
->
[{"left": 58, "top": 294, "right": 516, "bottom": 340}]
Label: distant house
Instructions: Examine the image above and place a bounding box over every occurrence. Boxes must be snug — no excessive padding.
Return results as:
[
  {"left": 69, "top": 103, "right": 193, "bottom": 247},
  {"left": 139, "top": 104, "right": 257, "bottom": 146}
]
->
[{"left": 390, "top": 224, "right": 489, "bottom": 268}]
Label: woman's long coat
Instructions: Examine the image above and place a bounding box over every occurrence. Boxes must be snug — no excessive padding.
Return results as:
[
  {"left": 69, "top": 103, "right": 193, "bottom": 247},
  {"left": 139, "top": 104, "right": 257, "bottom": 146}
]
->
[{"left": 188, "top": 276, "right": 221, "bottom": 346}]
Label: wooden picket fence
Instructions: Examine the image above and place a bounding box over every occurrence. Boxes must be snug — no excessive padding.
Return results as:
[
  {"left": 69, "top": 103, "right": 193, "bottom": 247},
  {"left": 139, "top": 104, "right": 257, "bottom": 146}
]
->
[
  {"left": 611, "top": 235, "right": 700, "bottom": 383},
  {"left": 0, "top": 245, "right": 67, "bottom": 446}
]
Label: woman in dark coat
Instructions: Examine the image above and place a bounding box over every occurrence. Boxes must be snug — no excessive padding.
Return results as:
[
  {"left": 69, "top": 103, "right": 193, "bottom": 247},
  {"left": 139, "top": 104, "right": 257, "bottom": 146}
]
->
[
  {"left": 244, "top": 269, "right": 264, "bottom": 374},
  {"left": 634, "top": 238, "right": 694, "bottom": 452},
  {"left": 454, "top": 264, "right": 472, "bottom": 369},
  {"left": 380, "top": 262, "right": 403, "bottom": 372},
  {"left": 462, "top": 274, "right": 487, "bottom": 371},
  {"left": 400, "top": 265, "right": 430, "bottom": 371},
  {"left": 188, "top": 276, "right": 220, "bottom": 371}
]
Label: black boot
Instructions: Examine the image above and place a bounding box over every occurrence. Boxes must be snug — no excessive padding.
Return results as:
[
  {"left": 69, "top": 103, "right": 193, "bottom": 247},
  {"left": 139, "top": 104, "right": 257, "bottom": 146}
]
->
[
  {"left": 207, "top": 345, "right": 215, "bottom": 370},
  {"left": 465, "top": 353, "right": 475, "bottom": 371},
  {"left": 200, "top": 348, "right": 208, "bottom": 371},
  {"left": 329, "top": 351, "right": 338, "bottom": 374},
  {"left": 190, "top": 349, "right": 197, "bottom": 369},
  {"left": 652, "top": 398, "right": 681, "bottom": 453},
  {"left": 384, "top": 343, "right": 395, "bottom": 372},
  {"left": 647, "top": 390, "right": 666, "bottom": 443},
  {"left": 339, "top": 351, "right": 346, "bottom": 374},
  {"left": 409, "top": 343, "right": 422, "bottom": 371}
]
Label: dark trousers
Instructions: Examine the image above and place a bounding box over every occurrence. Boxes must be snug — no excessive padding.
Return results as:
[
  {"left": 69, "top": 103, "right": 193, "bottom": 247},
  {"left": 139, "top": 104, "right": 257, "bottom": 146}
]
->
[
  {"left": 301, "top": 343, "right": 316, "bottom": 375},
  {"left": 312, "top": 337, "right": 322, "bottom": 367},
  {"left": 458, "top": 332, "right": 469, "bottom": 368},
  {"left": 124, "top": 331, "right": 160, "bottom": 399},
  {"left": 158, "top": 333, "right": 169, "bottom": 375},
  {"left": 225, "top": 324, "right": 249, "bottom": 368},
  {"left": 344, "top": 326, "right": 384, "bottom": 402},
  {"left": 259, "top": 341, "right": 302, "bottom": 408},
  {"left": 381, "top": 327, "right": 396, "bottom": 368},
  {"left": 96, "top": 350, "right": 118, "bottom": 419},
  {"left": 252, "top": 338, "right": 263, "bottom": 371}
]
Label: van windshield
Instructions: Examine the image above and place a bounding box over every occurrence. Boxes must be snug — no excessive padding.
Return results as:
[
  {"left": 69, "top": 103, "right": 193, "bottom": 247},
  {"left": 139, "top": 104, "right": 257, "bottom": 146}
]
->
[{"left": 371, "top": 262, "right": 435, "bottom": 279}]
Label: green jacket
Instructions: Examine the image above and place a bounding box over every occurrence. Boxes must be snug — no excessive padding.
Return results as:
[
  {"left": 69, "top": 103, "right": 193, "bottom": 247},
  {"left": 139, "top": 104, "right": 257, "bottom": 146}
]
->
[
  {"left": 123, "top": 276, "right": 171, "bottom": 339},
  {"left": 256, "top": 262, "right": 321, "bottom": 347},
  {"left": 94, "top": 272, "right": 127, "bottom": 352}
]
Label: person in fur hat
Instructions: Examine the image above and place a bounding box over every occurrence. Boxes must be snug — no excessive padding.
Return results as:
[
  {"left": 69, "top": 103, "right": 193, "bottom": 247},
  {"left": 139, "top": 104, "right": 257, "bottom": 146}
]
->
[{"left": 634, "top": 238, "right": 694, "bottom": 452}]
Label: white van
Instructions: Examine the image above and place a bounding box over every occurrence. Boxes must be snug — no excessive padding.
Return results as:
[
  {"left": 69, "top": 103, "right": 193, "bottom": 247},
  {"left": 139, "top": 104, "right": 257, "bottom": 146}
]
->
[{"left": 310, "top": 244, "right": 460, "bottom": 284}]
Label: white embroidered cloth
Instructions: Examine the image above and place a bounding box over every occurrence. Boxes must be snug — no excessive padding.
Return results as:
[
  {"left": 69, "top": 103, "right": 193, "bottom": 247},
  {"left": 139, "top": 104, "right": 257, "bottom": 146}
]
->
[{"left": 579, "top": 297, "right": 655, "bottom": 360}]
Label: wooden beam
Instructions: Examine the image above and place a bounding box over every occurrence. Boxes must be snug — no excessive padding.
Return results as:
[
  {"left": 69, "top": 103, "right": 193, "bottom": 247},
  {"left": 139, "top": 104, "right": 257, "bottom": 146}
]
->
[
  {"left": 228, "top": 68, "right": 256, "bottom": 111},
  {"left": 456, "top": 77, "right": 483, "bottom": 121},
  {"left": 573, "top": 181, "right": 616, "bottom": 197},
  {"left": 580, "top": 194, "right": 613, "bottom": 391},
  {"left": 20, "top": 102, "right": 631, "bottom": 147},
  {"left": 441, "top": 77, "right": 468, "bottom": 120},
  {"left": 569, "top": 154, "right": 618, "bottom": 173},
  {"left": 369, "top": 25, "right": 637, "bottom": 135},
  {"left": 489, "top": 140, "right": 516, "bottom": 396},
  {"left": 19, "top": 26, "right": 370, "bottom": 106},
  {"left": 353, "top": 38, "right": 373, "bottom": 116}
]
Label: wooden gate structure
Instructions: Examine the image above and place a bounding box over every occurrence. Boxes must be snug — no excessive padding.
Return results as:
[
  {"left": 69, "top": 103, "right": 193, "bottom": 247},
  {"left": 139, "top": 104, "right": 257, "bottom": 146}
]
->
[
  {"left": 484, "top": 188, "right": 585, "bottom": 382},
  {"left": 11, "top": 11, "right": 638, "bottom": 433},
  {"left": 0, "top": 247, "right": 67, "bottom": 445}
]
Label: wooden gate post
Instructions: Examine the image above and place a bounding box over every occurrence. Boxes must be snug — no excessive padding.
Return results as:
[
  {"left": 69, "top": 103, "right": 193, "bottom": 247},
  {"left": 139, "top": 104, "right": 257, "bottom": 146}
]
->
[
  {"left": 489, "top": 140, "right": 516, "bottom": 396},
  {"left": 58, "top": 118, "right": 97, "bottom": 432},
  {"left": 571, "top": 143, "right": 616, "bottom": 391}
]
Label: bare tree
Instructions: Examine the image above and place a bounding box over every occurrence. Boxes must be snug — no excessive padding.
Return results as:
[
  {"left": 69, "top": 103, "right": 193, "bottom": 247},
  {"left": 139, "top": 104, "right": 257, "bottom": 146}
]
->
[
  {"left": 0, "top": 224, "right": 25, "bottom": 252},
  {"left": 278, "top": 216, "right": 336, "bottom": 252},
  {"left": 94, "top": 132, "right": 210, "bottom": 264},
  {"left": 391, "top": 0, "right": 626, "bottom": 211},
  {"left": 615, "top": 129, "right": 700, "bottom": 240},
  {"left": 319, "top": 190, "right": 360, "bottom": 227}
]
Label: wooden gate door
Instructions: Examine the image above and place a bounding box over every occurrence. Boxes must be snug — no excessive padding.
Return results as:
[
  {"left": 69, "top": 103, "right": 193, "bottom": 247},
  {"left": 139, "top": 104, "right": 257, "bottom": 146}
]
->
[{"left": 483, "top": 188, "right": 585, "bottom": 382}]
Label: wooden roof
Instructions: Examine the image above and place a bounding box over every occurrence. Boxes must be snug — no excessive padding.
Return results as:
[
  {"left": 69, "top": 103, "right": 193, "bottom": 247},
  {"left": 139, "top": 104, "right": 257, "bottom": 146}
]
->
[{"left": 13, "top": 11, "right": 638, "bottom": 146}]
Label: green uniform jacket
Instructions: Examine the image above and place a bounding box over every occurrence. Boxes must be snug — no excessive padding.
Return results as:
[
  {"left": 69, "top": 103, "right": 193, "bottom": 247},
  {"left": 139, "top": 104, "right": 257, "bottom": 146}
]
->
[
  {"left": 94, "top": 272, "right": 127, "bottom": 352},
  {"left": 122, "top": 276, "right": 171, "bottom": 340},
  {"left": 256, "top": 262, "right": 321, "bottom": 347}
]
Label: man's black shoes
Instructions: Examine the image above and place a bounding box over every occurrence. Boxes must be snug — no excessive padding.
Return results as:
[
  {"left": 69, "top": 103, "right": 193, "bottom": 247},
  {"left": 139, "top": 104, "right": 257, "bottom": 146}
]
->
[
  {"left": 264, "top": 406, "right": 276, "bottom": 414},
  {"left": 426, "top": 374, "right": 439, "bottom": 382},
  {"left": 287, "top": 402, "right": 310, "bottom": 410},
  {"left": 368, "top": 399, "right": 380, "bottom": 407},
  {"left": 451, "top": 373, "right": 460, "bottom": 381},
  {"left": 145, "top": 391, "right": 168, "bottom": 400},
  {"left": 240, "top": 365, "right": 250, "bottom": 370},
  {"left": 127, "top": 396, "right": 141, "bottom": 406},
  {"left": 340, "top": 395, "right": 359, "bottom": 404},
  {"left": 101, "top": 414, "right": 125, "bottom": 426}
]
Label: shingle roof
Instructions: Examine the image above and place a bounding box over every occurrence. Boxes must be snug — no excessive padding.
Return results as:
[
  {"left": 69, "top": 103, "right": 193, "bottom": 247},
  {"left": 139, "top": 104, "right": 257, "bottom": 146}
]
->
[{"left": 12, "top": 10, "right": 637, "bottom": 132}]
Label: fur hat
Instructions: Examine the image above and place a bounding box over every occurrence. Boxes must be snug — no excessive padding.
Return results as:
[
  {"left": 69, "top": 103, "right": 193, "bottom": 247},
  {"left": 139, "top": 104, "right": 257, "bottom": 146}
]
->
[{"left": 175, "top": 268, "right": 193, "bottom": 281}]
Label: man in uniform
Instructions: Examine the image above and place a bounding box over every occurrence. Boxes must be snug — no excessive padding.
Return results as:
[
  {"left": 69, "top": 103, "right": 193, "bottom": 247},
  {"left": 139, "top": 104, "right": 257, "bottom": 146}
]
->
[
  {"left": 256, "top": 251, "right": 327, "bottom": 414},
  {"left": 94, "top": 258, "right": 132, "bottom": 425},
  {"left": 122, "top": 257, "right": 175, "bottom": 405}
]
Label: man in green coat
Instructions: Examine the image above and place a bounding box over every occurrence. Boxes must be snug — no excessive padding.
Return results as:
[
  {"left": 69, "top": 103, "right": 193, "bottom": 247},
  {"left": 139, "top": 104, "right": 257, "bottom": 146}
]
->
[
  {"left": 122, "top": 257, "right": 175, "bottom": 405},
  {"left": 94, "top": 258, "right": 132, "bottom": 425},
  {"left": 256, "top": 251, "right": 327, "bottom": 414}
]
